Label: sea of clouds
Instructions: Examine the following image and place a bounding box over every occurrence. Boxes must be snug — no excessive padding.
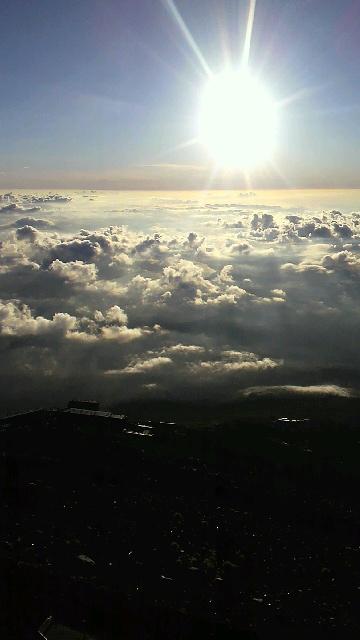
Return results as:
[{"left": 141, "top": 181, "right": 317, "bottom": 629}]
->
[{"left": 1, "top": 189, "right": 359, "bottom": 411}]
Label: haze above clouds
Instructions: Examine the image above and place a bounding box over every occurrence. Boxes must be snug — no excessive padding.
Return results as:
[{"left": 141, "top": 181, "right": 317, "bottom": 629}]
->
[{"left": 1, "top": 189, "right": 359, "bottom": 412}]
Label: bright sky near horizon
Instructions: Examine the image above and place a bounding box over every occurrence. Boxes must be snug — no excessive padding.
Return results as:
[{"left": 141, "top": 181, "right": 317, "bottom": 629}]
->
[{"left": 1, "top": 0, "right": 360, "bottom": 188}]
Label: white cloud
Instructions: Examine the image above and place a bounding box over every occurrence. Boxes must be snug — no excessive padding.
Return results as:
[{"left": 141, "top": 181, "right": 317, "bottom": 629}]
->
[
  {"left": 100, "top": 326, "right": 146, "bottom": 342},
  {"left": 241, "top": 385, "right": 354, "bottom": 398},
  {"left": 49, "top": 259, "right": 98, "bottom": 285},
  {"left": 0, "top": 300, "right": 76, "bottom": 337},
  {"left": 106, "top": 356, "right": 172, "bottom": 375},
  {"left": 190, "top": 351, "right": 282, "bottom": 375},
  {"left": 104, "top": 305, "right": 128, "bottom": 325},
  {"left": 164, "top": 344, "right": 205, "bottom": 354}
]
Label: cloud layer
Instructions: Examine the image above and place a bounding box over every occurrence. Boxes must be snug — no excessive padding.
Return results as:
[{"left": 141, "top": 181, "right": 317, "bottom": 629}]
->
[{"left": 0, "top": 189, "right": 359, "bottom": 410}]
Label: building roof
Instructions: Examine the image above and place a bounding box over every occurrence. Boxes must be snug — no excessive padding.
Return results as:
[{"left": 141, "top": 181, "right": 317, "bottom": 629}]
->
[{"left": 64, "top": 408, "right": 124, "bottom": 419}]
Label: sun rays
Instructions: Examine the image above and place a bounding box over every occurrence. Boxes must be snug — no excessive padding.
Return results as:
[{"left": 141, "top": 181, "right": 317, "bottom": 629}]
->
[{"left": 159, "top": 0, "right": 309, "bottom": 190}]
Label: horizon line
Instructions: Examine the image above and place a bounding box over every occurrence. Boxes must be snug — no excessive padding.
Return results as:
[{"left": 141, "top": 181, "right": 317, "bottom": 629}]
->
[{"left": 2, "top": 185, "right": 360, "bottom": 192}]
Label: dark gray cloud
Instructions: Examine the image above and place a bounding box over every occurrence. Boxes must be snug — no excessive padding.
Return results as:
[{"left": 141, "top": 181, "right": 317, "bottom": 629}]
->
[
  {"left": 31, "top": 195, "right": 72, "bottom": 203},
  {"left": 0, "top": 203, "right": 41, "bottom": 214},
  {"left": 13, "top": 217, "right": 55, "bottom": 229}
]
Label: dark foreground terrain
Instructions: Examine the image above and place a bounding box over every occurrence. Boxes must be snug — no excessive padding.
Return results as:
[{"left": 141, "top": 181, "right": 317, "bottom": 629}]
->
[{"left": 1, "top": 400, "right": 360, "bottom": 638}]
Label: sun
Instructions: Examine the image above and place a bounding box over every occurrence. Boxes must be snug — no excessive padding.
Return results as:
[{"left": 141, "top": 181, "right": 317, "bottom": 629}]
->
[{"left": 199, "top": 69, "right": 277, "bottom": 169}]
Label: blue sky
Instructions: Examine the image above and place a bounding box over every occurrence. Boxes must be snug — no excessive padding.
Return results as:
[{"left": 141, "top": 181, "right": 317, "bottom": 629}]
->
[{"left": 1, "top": 0, "right": 360, "bottom": 188}]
